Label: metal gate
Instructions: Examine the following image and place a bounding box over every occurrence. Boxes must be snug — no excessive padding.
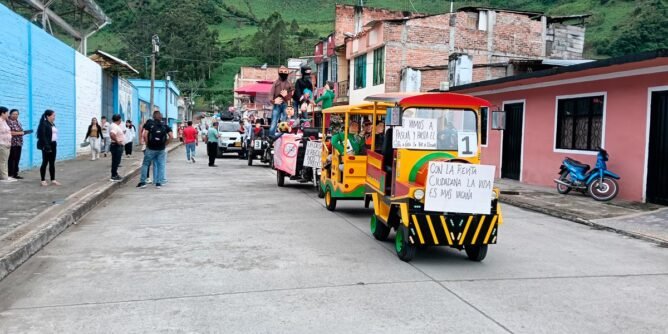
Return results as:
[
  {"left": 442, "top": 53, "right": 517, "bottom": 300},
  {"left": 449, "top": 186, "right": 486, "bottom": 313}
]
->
[
  {"left": 646, "top": 90, "right": 668, "bottom": 205},
  {"left": 502, "top": 102, "right": 524, "bottom": 180}
]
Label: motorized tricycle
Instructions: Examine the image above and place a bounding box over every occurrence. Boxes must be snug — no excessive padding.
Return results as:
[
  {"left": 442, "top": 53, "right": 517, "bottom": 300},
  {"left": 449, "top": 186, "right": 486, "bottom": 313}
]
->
[
  {"left": 273, "top": 126, "right": 321, "bottom": 187},
  {"left": 364, "top": 92, "right": 503, "bottom": 262},
  {"left": 318, "top": 103, "right": 389, "bottom": 211},
  {"left": 554, "top": 148, "right": 620, "bottom": 201},
  {"left": 247, "top": 126, "right": 272, "bottom": 166}
]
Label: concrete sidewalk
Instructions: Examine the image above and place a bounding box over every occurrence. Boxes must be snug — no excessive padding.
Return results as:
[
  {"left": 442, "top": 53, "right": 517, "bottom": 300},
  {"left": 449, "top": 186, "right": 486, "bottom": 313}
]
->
[
  {"left": 0, "top": 143, "right": 181, "bottom": 280},
  {"left": 496, "top": 179, "right": 667, "bottom": 246}
]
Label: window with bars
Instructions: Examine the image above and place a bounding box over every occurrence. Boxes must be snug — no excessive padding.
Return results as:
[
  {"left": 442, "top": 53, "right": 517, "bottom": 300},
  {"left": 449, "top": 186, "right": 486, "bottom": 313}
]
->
[
  {"left": 373, "top": 47, "right": 384, "bottom": 86},
  {"left": 354, "top": 54, "right": 366, "bottom": 89},
  {"left": 555, "top": 95, "right": 604, "bottom": 151}
]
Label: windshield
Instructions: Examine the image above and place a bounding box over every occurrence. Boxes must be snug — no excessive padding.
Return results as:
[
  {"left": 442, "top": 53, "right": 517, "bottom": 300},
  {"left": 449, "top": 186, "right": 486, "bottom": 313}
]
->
[
  {"left": 218, "top": 122, "right": 239, "bottom": 132},
  {"left": 396, "top": 108, "right": 477, "bottom": 151}
]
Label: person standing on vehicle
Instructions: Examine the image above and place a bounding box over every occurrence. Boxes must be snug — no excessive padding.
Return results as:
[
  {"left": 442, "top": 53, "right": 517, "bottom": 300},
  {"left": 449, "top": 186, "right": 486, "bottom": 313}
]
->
[
  {"left": 207, "top": 121, "right": 221, "bottom": 167},
  {"left": 183, "top": 121, "right": 199, "bottom": 163},
  {"left": 124, "top": 120, "right": 136, "bottom": 158},
  {"left": 316, "top": 81, "right": 335, "bottom": 110},
  {"left": 100, "top": 116, "right": 110, "bottom": 157},
  {"left": 109, "top": 114, "right": 125, "bottom": 182},
  {"left": 137, "top": 111, "right": 172, "bottom": 189},
  {"left": 293, "top": 65, "right": 313, "bottom": 118},
  {"left": 7, "top": 109, "right": 25, "bottom": 179},
  {"left": 85, "top": 117, "right": 103, "bottom": 161},
  {"left": 268, "top": 66, "right": 294, "bottom": 137},
  {"left": 36, "top": 110, "right": 60, "bottom": 186}
]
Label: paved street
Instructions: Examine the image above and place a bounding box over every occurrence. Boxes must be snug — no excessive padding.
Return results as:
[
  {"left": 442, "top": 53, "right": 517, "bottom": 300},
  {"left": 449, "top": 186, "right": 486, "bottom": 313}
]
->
[{"left": 0, "top": 147, "right": 667, "bottom": 333}]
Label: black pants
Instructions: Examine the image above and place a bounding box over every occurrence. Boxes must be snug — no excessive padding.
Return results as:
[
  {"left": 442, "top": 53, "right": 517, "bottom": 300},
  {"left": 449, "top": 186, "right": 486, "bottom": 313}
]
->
[
  {"left": 40, "top": 142, "right": 56, "bottom": 181},
  {"left": 124, "top": 142, "right": 133, "bottom": 156},
  {"left": 110, "top": 143, "right": 123, "bottom": 177},
  {"left": 8, "top": 146, "right": 21, "bottom": 177},
  {"left": 207, "top": 142, "right": 217, "bottom": 166}
]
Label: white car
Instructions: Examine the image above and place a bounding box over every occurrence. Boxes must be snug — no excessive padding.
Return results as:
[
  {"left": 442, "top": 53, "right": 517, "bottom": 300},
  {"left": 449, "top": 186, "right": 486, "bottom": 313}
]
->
[{"left": 217, "top": 122, "right": 243, "bottom": 157}]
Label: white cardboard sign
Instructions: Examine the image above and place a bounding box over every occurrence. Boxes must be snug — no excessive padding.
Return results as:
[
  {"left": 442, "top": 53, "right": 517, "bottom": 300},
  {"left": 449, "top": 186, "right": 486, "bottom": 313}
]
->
[
  {"left": 303, "top": 141, "right": 323, "bottom": 168},
  {"left": 424, "top": 162, "right": 496, "bottom": 215},
  {"left": 392, "top": 118, "right": 437, "bottom": 149},
  {"left": 457, "top": 131, "right": 478, "bottom": 157}
]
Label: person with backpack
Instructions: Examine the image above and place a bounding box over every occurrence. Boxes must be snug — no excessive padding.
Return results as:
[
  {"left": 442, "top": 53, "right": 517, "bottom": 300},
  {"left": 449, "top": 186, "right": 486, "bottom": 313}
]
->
[{"left": 137, "top": 111, "right": 172, "bottom": 189}]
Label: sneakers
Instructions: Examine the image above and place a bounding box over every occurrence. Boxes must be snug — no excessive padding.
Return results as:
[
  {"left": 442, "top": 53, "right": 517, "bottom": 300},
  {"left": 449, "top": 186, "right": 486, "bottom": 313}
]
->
[
  {"left": 110, "top": 175, "right": 122, "bottom": 182},
  {"left": 191, "top": 157, "right": 196, "bottom": 163},
  {"left": 146, "top": 178, "right": 152, "bottom": 184},
  {"left": 1, "top": 178, "right": 17, "bottom": 183},
  {"left": 155, "top": 183, "right": 162, "bottom": 189},
  {"left": 13, "top": 175, "right": 23, "bottom": 180},
  {"left": 136, "top": 182, "right": 147, "bottom": 189}
]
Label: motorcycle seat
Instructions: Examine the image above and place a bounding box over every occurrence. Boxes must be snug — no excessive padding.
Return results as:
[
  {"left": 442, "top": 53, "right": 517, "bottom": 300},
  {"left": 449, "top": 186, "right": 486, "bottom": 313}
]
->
[{"left": 565, "top": 158, "right": 590, "bottom": 171}]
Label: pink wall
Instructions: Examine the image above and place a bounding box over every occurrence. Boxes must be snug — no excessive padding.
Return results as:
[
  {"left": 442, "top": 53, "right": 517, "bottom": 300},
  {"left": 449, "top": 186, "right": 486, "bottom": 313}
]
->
[{"left": 471, "top": 72, "right": 668, "bottom": 201}]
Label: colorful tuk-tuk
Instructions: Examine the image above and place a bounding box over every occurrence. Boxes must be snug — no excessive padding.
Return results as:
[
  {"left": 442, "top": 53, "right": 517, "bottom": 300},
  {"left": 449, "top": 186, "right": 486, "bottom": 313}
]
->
[
  {"left": 319, "top": 103, "right": 389, "bottom": 211},
  {"left": 364, "top": 93, "right": 502, "bottom": 262}
]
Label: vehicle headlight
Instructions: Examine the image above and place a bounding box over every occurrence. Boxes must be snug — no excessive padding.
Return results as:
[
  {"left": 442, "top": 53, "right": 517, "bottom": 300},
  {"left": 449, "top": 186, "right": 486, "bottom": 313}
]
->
[
  {"left": 491, "top": 191, "right": 499, "bottom": 200},
  {"left": 414, "top": 189, "right": 425, "bottom": 200}
]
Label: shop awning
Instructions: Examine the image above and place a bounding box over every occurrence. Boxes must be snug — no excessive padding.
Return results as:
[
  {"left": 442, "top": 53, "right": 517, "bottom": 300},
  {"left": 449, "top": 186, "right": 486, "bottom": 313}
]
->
[{"left": 235, "top": 81, "right": 273, "bottom": 96}]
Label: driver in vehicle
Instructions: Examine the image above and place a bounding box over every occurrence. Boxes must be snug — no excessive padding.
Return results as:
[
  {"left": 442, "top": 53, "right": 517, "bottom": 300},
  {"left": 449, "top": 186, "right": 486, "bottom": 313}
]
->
[{"left": 332, "top": 120, "right": 362, "bottom": 156}]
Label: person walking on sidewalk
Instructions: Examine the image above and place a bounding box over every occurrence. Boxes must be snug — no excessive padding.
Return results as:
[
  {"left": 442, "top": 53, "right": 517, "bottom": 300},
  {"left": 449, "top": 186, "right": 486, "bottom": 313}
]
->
[
  {"left": 207, "top": 121, "right": 221, "bottom": 167},
  {"left": 124, "top": 120, "right": 136, "bottom": 158},
  {"left": 182, "top": 120, "right": 198, "bottom": 163},
  {"left": 0, "top": 107, "right": 15, "bottom": 183},
  {"left": 137, "top": 111, "right": 172, "bottom": 189},
  {"left": 7, "top": 109, "right": 25, "bottom": 179},
  {"left": 85, "top": 117, "right": 102, "bottom": 161},
  {"left": 109, "top": 115, "right": 125, "bottom": 182},
  {"left": 100, "top": 116, "right": 110, "bottom": 157},
  {"left": 36, "top": 110, "right": 60, "bottom": 186}
]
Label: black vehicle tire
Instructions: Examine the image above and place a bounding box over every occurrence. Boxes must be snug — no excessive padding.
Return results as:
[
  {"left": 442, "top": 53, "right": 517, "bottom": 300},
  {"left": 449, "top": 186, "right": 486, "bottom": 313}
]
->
[
  {"left": 247, "top": 150, "right": 253, "bottom": 166},
  {"left": 370, "top": 214, "right": 390, "bottom": 241},
  {"left": 556, "top": 171, "right": 572, "bottom": 195},
  {"left": 277, "top": 170, "right": 285, "bottom": 187},
  {"left": 465, "top": 244, "right": 488, "bottom": 262},
  {"left": 217, "top": 149, "right": 224, "bottom": 158},
  {"left": 238, "top": 151, "right": 244, "bottom": 158},
  {"left": 588, "top": 177, "right": 619, "bottom": 201},
  {"left": 325, "top": 188, "right": 337, "bottom": 211},
  {"left": 395, "top": 224, "right": 416, "bottom": 262},
  {"left": 317, "top": 177, "right": 325, "bottom": 198}
]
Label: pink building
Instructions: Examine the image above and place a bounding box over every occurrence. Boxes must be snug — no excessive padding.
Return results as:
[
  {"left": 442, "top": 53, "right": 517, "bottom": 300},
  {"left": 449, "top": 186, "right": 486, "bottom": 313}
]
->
[{"left": 451, "top": 50, "right": 668, "bottom": 205}]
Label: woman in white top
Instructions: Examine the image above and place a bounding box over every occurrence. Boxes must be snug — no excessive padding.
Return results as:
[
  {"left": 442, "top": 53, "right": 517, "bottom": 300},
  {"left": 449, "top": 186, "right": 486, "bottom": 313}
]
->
[{"left": 124, "top": 120, "right": 136, "bottom": 157}]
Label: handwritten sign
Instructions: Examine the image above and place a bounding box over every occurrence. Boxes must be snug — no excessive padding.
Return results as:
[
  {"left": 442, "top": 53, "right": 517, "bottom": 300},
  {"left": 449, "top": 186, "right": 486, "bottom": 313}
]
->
[
  {"left": 424, "top": 162, "right": 496, "bottom": 215},
  {"left": 392, "top": 118, "right": 437, "bottom": 149},
  {"left": 303, "top": 141, "right": 322, "bottom": 168}
]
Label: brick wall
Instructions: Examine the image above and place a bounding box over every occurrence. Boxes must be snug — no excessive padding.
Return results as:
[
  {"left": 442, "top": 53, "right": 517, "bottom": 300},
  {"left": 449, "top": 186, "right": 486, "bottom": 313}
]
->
[
  {"left": 240, "top": 67, "right": 279, "bottom": 82},
  {"left": 75, "top": 53, "right": 102, "bottom": 153},
  {"left": 420, "top": 69, "right": 448, "bottom": 92},
  {"left": 334, "top": 4, "right": 406, "bottom": 46}
]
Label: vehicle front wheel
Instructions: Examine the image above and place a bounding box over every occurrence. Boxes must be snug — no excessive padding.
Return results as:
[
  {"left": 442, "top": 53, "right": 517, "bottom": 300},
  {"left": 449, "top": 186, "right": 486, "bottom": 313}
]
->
[
  {"left": 277, "top": 170, "right": 285, "bottom": 187},
  {"left": 325, "top": 188, "right": 337, "bottom": 211},
  {"left": 247, "top": 150, "right": 253, "bottom": 166},
  {"left": 395, "top": 224, "right": 416, "bottom": 262},
  {"left": 556, "top": 171, "right": 571, "bottom": 194},
  {"left": 588, "top": 177, "right": 619, "bottom": 201},
  {"left": 465, "top": 244, "right": 488, "bottom": 262},
  {"left": 317, "top": 178, "right": 325, "bottom": 198},
  {"left": 371, "top": 215, "right": 390, "bottom": 241}
]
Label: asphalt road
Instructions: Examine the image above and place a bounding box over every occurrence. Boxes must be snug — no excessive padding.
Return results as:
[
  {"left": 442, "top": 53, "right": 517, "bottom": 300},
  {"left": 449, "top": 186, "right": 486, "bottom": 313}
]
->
[{"left": 1, "top": 147, "right": 666, "bottom": 333}]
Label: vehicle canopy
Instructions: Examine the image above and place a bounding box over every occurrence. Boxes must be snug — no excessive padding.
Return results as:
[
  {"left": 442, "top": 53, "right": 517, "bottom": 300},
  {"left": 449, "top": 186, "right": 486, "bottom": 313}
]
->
[{"left": 364, "top": 92, "right": 491, "bottom": 110}]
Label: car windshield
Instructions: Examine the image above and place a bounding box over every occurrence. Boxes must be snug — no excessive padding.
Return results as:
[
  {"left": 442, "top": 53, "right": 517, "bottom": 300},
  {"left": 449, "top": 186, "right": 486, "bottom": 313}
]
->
[
  {"left": 218, "top": 122, "right": 239, "bottom": 132},
  {"left": 397, "top": 108, "right": 477, "bottom": 151}
]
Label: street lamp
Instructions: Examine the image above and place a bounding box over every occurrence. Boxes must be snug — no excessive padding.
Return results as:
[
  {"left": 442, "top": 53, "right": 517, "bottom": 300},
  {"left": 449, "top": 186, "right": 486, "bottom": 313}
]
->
[{"left": 149, "top": 34, "right": 160, "bottom": 116}]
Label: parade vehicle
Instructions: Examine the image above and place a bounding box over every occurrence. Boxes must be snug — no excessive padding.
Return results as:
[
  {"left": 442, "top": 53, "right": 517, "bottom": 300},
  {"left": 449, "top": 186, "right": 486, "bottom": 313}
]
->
[
  {"left": 363, "top": 92, "right": 503, "bottom": 262},
  {"left": 273, "top": 124, "right": 321, "bottom": 188},
  {"left": 217, "top": 121, "right": 244, "bottom": 158},
  {"left": 554, "top": 148, "right": 620, "bottom": 201},
  {"left": 318, "top": 103, "right": 389, "bottom": 211},
  {"left": 247, "top": 126, "right": 272, "bottom": 166}
]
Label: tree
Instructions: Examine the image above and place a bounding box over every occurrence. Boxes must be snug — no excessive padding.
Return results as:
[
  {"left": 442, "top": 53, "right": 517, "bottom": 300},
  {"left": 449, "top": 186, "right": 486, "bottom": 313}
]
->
[{"left": 598, "top": 0, "right": 668, "bottom": 56}]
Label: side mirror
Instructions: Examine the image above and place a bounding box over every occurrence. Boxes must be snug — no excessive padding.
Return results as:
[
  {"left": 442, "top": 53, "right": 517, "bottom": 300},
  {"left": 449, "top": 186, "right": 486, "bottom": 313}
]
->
[{"left": 492, "top": 109, "right": 506, "bottom": 130}]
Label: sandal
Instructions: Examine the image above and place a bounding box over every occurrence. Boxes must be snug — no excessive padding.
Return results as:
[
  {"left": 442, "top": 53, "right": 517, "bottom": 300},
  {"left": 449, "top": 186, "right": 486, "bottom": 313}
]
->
[
  {"left": 41, "top": 181, "right": 48, "bottom": 187},
  {"left": 51, "top": 180, "right": 62, "bottom": 186}
]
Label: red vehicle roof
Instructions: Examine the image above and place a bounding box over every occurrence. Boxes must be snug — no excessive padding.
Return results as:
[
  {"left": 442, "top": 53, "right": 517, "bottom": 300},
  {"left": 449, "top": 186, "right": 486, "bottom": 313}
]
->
[{"left": 365, "top": 92, "right": 491, "bottom": 108}]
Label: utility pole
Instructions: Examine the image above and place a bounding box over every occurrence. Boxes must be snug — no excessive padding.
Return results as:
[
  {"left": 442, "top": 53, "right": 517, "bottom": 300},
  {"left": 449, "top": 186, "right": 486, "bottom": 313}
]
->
[
  {"left": 150, "top": 34, "right": 160, "bottom": 116},
  {"left": 164, "top": 71, "right": 179, "bottom": 127}
]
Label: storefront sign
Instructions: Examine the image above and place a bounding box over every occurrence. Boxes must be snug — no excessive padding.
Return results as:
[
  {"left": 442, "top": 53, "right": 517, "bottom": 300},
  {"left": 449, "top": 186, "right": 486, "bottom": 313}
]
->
[
  {"left": 424, "top": 162, "right": 496, "bottom": 215},
  {"left": 392, "top": 117, "right": 437, "bottom": 149},
  {"left": 303, "top": 141, "right": 322, "bottom": 168}
]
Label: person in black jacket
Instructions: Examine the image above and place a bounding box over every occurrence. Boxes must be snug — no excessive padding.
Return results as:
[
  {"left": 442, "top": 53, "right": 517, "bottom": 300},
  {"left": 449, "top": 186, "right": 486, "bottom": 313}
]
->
[
  {"left": 36, "top": 109, "right": 60, "bottom": 186},
  {"left": 293, "top": 65, "right": 314, "bottom": 118},
  {"left": 84, "top": 117, "right": 103, "bottom": 160}
]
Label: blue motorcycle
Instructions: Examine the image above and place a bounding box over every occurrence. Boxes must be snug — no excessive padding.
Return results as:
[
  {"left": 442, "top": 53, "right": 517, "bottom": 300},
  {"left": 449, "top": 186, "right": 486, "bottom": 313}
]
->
[{"left": 554, "top": 148, "right": 620, "bottom": 201}]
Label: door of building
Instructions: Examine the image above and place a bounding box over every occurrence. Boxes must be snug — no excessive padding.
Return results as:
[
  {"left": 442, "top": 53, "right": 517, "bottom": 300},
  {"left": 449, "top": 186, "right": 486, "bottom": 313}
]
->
[
  {"left": 502, "top": 102, "right": 524, "bottom": 180},
  {"left": 646, "top": 90, "right": 668, "bottom": 205}
]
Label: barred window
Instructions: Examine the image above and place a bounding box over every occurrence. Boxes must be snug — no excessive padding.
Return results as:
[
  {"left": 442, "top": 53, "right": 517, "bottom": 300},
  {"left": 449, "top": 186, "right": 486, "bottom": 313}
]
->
[
  {"left": 354, "top": 55, "right": 366, "bottom": 89},
  {"left": 556, "top": 95, "right": 604, "bottom": 151},
  {"left": 373, "top": 47, "right": 384, "bottom": 86}
]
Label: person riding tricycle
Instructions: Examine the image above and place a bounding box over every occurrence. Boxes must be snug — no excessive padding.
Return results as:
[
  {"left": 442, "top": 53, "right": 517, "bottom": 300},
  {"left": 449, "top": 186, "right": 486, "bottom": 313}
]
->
[{"left": 363, "top": 93, "right": 503, "bottom": 262}]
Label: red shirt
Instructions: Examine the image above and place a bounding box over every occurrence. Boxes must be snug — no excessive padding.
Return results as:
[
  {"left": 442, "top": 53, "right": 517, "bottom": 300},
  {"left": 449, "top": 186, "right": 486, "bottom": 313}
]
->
[{"left": 182, "top": 126, "right": 198, "bottom": 144}]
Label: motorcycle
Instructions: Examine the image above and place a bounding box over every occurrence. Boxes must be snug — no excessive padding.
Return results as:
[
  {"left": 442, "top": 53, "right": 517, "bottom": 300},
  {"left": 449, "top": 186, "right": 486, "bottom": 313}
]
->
[
  {"left": 554, "top": 148, "right": 620, "bottom": 201},
  {"left": 247, "top": 135, "right": 271, "bottom": 166}
]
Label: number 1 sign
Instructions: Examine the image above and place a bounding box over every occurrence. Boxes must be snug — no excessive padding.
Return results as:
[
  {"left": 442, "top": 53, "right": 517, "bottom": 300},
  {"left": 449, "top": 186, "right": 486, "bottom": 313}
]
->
[{"left": 457, "top": 132, "right": 478, "bottom": 157}]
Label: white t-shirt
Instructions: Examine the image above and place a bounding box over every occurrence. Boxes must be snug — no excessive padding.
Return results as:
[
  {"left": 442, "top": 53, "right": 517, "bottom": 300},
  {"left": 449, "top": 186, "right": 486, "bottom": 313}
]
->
[
  {"left": 101, "top": 122, "right": 110, "bottom": 138},
  {"left": 110, "top": 123, "right": 125, "bottom": 145},
  {"left": 124, "top": 126, "right": 135, "bottom": 143}
]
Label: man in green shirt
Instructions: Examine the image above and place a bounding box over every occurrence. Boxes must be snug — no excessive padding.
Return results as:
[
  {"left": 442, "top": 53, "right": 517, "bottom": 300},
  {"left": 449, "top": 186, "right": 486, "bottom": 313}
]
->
[
  {"left": 316, "top": 81, "right": 335, "bottom": 110},
  {"left": 207, "top": 121, "right": 221, "bottom": 167},
  {"left": 332, "top": 121, "right": 363, "bottom": 156}
]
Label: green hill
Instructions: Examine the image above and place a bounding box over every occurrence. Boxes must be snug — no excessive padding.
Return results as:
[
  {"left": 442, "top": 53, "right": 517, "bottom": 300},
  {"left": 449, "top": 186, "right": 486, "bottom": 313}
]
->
[{"left": 82, "top": 0, "right": 667, "bottom": 106}]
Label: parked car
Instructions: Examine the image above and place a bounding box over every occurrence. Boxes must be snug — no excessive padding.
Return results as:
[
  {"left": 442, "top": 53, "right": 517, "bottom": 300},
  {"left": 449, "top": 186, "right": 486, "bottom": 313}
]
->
[{"left": 217, "top": 121, "right": 243, "bottom": 157}]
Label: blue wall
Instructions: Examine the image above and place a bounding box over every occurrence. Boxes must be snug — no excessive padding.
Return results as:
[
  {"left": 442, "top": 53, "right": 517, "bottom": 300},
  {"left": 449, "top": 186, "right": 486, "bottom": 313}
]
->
[
  {"left": 129, "top": 79, "right": 181, "bottom": 126},
  {"left": 0, "top": 4, "right": 76, "bottom": 168}
]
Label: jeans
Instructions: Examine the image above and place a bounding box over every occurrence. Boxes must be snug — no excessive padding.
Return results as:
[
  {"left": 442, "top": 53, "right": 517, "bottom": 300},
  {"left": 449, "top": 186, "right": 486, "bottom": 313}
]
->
[
  {"left": 141, "top": 149, "right": 166, "bottom": 184},
  {"left": 269, "top": 103, "right": 287, "bottom": 136},
  {"left": 101, "top": 137, "right": 110, "bottom": 154},
  {"left": 89, "top": 137, "right": 100, "bottom": 160},
  {"left": 8, "top": 146, "right": 21, "bottom": 177},
  {"left": 110, "top": 143, "right": 123, "bottom": 177},
  {"left": 185, "top": 143, "right": 196, "bottom": 160}
]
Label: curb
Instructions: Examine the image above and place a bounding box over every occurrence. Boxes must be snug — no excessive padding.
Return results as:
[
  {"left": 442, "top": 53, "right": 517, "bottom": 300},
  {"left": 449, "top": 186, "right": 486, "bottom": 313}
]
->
[
  {"left": 0, "top": 144, "right": 182, "bottom": 281},
  {"left": 500, "top": 195, "right": 668, "bottom": 248}
]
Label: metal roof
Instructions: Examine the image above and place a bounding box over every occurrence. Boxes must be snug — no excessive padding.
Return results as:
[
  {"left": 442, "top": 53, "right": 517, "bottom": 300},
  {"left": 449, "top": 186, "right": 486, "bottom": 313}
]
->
[
  {"left": 322, "top": 102, "right": 391, "bottom": 115},
  {"left": 89, "top": 50, "right": 139, "bottom": 74}
]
